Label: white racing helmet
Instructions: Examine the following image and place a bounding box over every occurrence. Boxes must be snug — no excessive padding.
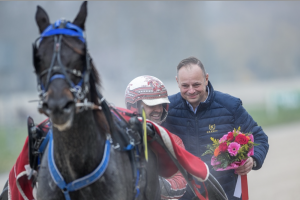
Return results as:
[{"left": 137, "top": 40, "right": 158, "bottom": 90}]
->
[{"left": 125, "top": 75, "right": 170, "bottom": 123}]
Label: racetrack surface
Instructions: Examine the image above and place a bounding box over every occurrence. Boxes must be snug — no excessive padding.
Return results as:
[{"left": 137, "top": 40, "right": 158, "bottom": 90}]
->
[
  {"left": 248, "top": 121, "right": 300, "bottom": 200},
  {"left": 1, "top": 121, "right": 299, "bottom": 200},
  {"left": 0, "top": 173, "right": 7, "bottom": 192}
]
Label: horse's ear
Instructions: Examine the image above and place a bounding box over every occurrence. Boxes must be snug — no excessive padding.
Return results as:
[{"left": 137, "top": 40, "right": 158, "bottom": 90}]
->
[
  {"left": 35, "top": 5, "right": 50, "bottom": 34},
  {"left": 72, "top": 1, "right": 87, "bottom": 30}
]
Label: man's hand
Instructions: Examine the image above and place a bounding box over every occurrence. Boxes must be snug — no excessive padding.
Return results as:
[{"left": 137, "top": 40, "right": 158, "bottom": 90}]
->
[
  {"left": 146, "top": 123, "right": 155, "bottom": 137},
  {"left": 235, "top": 157, "right": 254, "bottom": 175}
]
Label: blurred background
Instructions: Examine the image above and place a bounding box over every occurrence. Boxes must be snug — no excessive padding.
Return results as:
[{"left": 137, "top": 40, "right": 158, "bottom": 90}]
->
[{"left": 0, "top": 1, "right": 300, "bottom": 199}]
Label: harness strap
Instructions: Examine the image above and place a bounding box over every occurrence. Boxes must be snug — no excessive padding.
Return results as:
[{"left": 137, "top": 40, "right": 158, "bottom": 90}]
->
[
  {"left": 56, "top": 35, "right": 78, "bottom": 89},
  {"left": 109, "top": 108, "right": 145, "bottom": 199},
  {"left": 134, "top": 148, "right": 141, "bottom": 200},
  {"left": 47, "top": 130, "right": 111, "bottom": 200},
  {"left": 38, "top": 131, "right": 50, "bottom": 154},
  {"left": 43, "top": 36, "right": 59, "bottom": 92},
  {"left": 111, "top": 113, "right": 140, "bottom": 199}
]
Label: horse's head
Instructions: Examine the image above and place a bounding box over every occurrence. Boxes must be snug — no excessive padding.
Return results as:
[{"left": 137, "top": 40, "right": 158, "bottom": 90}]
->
[{"left": 33, "top": 1, "right": 99, "bottom": 131}]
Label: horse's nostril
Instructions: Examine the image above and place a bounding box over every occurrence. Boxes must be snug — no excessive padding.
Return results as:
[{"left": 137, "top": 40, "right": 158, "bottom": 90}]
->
[
  {"left": 42, "top": 103, "right": 51, "bottom": 115},
  {"left": 63, "top": 101, "right": 75, "bottom": 113}
]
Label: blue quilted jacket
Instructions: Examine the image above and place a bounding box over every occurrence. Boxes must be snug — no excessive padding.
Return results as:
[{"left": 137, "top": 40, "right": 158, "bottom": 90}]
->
[{"left": 162, "top": 81, "right": 269, "bottom": 200}]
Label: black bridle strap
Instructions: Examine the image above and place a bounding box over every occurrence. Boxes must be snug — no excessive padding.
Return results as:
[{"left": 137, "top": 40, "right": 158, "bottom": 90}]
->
[
  {"left": 56, "top": 35, "right": 77, "bottom": 88},
  {"left": 44, "top": 36, "right": 59, "bottom": 91},
  {"left": 94, "top": 91, "right": 141, "bottom": 198},
  {"left": 42, "top": 35, "right": 77, "bottom": 92}
]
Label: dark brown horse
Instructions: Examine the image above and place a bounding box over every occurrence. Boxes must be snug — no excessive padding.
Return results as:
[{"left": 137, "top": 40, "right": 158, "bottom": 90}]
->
[{"left": 28, "top": 1, "right": 159, "bottom": 200}]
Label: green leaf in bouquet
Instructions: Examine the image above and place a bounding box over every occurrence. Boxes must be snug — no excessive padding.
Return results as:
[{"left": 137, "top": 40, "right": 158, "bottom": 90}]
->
[
  {"left": 217, "top": 152, "right": 227, "bottom": 161},
  {"left": 248, "top": 142, "right": 254, "bottom": 148},
  {"left": 210, "top": 137, "right": 219, "bottom": 147},
  {"left": 244, "top": 144, "right": 249, "bottom": 151},
  {"left": 213, "top": 165, "right": 222, "bottom": 170},
  {"left": 221, "top": 160, "right": 229, "bottom": 169},
  {"left": 227, "top": 155, "right": 236, "bottom": 163},
  {"left": 245, "top": 132, "right": 253, "bottom": 136},
  {"left": 208, "top": 144, "right": 216, "bottom": 152},
  {"left": 236, "top": 151, "right": 248, "bottom": 161},
  {"left": 238, "top": 145, "right": 248, "bottom": 154},
  {"left": 202, "top": 149, "right": 213, "bottom": 156}
]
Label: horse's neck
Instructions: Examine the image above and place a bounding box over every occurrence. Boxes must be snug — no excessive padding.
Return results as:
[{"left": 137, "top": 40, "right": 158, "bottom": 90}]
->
[{"left": 52, "top": 110, "right": 106, "bottom": 181}]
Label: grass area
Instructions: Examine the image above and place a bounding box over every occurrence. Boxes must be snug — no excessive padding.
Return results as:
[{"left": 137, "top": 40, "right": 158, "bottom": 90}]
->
[
  {"left": 245, "top": 104, "right": 300, "bottom": 127},
  {"left": 0, "top": 126, "right": 28, "bottom": 173}
]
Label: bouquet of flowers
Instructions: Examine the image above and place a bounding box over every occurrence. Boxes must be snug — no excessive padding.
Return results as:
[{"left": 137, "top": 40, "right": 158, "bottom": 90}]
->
[
  {"left": 202, "top": 127, "right": 259, "bottom": 170},
  {"left": 202, "top": 127, "right": 260, "bottom": 200}
]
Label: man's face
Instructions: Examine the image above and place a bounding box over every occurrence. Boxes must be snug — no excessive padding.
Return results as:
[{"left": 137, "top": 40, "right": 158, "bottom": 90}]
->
[
  {"left": 140, "top": 101, "right": 163, "bottom": 124},
  {"left": 176, "top": 64, "right": 209, "bottom": 109}
]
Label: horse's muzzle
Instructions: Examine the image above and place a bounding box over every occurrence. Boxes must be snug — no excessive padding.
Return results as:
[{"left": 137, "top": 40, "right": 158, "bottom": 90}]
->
[{"left": 42, "top": 97, "right": 76, "bottom": 127}]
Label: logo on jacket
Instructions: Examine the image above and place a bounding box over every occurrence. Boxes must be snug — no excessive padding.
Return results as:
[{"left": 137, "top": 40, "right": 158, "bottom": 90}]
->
[{"left": 207, "top": 124, "right": 218, "bottom": 133}]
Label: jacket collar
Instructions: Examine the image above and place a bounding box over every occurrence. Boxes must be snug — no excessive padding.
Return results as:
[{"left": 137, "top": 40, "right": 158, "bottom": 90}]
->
[{"left": 201, "top": 80, "right": 214, "bottom": 108}]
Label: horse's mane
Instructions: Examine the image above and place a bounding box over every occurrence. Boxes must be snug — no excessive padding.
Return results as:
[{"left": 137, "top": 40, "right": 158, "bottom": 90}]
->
[
  {"left": 88, "top": 55, "right": 115, "bottom": 135},
  {"left": 88, "top": 57, "right": 101, "bottom": 104}
]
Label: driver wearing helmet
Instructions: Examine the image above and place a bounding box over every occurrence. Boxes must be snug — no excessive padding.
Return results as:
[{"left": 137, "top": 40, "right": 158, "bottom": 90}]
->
[{"left": 125, "top": 75, "right": 187, "bottom": 200}]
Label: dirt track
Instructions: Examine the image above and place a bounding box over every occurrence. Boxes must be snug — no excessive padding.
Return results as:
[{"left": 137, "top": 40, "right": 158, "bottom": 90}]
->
[
  {"left": 0, "top": 173, "right": 7, "bottom": 191},
  {"left": 248, "top": 121, "right": 300, "bottom": 200},
  {"left": 1, "top": 122, "right": 299, "bottom": 199}
]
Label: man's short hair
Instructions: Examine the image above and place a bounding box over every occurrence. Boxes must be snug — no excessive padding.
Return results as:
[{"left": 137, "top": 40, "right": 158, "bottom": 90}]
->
[{"left": 177, "top": 56, "right": 206, "bottom": 78}]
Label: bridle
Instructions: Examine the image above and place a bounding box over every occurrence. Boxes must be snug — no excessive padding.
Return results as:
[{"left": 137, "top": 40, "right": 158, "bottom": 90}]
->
[{"left": 33, "top": 19, "right": 101, "bottom": 112}]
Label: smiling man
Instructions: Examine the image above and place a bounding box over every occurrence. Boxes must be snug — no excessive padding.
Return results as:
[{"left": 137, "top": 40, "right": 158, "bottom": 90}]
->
[
  {"left": 175, "top": 61, "right": 209, "bottom": 111},
  {"left": 162, "top": 56, "right": 269, "bottom": 200},
  {"left": 125, "top": 75, "right": 187, "bottom": 199}
]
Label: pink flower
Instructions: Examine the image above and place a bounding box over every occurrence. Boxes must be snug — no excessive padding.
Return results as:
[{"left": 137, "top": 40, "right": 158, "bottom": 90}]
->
[
  {"left": 247, "top": 147, "right": 254, "bottom": 157},
  {"left": 219, "top": 134, "right": 228, "bottom": 143},
  {"left": 228, "top": 142, "right": 240, "bottom": 156}
]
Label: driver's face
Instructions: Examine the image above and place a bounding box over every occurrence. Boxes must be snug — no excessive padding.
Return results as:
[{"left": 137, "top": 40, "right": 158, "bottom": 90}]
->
[{"left": 140, "top": 101, "right": 163, "bottom": 124}]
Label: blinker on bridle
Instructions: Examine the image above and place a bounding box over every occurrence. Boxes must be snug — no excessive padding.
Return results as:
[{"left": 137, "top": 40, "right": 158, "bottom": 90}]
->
[{"left": 33, "top": 19, "right": 102, "bottom": 112}]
